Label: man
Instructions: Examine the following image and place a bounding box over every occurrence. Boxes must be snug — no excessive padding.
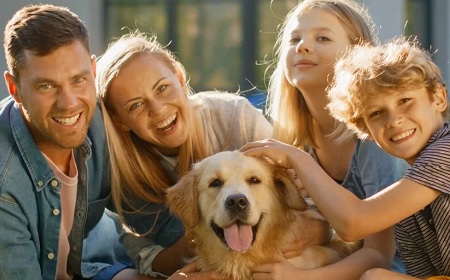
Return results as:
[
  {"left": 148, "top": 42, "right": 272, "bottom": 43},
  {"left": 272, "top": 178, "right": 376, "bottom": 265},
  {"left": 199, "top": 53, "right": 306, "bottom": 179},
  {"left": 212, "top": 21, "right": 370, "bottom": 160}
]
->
[{"left": 0, "top": 4, "right": 133, "bottom": 279}]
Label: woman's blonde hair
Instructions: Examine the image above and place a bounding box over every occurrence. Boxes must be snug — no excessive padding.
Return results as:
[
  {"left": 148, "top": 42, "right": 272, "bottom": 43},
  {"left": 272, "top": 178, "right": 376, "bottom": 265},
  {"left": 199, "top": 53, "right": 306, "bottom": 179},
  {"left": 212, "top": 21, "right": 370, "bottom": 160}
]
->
[
  {"left": 96, "top": 32, "right": 210, "bottom": 226},
  {"left": 267, "top": 0, "right": 378, "bottom": 149},
  {"left": 328, "top": 37, "right": 448, "bottom": 139}
]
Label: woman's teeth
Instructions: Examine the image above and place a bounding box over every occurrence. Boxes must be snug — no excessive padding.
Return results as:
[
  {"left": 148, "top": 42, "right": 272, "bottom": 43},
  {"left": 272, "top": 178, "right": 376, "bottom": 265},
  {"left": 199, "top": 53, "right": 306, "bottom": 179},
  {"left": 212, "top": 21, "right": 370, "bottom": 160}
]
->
[{"left": 157, "top": 114, "right": 177, "bottom": 130}]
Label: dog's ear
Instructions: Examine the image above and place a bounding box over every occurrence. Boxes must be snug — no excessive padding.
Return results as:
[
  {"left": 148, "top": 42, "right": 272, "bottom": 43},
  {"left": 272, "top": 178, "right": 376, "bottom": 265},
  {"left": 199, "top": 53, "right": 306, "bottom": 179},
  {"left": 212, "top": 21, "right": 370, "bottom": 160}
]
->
[
  {"left": 273, "top": 167, "right": 307, "bottom": 211},
  {"left": 166, "top": 168, "right": 200, "bottom": 228}
]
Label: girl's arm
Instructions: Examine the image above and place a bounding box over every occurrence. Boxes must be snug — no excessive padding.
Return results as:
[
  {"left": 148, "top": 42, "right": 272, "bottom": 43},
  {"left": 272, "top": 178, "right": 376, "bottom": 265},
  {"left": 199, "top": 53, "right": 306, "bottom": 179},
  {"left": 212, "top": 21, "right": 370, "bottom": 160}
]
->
[
  {"left": 240, "top": 139, "right": 440, "bottom": 241},
  {"left": 253, "top": 228, "right": 395, "bottom": 280}
]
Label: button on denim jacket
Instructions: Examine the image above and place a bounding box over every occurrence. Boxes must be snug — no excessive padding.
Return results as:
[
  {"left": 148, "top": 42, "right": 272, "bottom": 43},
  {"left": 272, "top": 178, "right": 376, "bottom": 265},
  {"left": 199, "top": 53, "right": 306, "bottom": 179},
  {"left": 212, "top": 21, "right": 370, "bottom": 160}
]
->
[{"left": 0, "top": 98, "right": 111, "bottom": 279}]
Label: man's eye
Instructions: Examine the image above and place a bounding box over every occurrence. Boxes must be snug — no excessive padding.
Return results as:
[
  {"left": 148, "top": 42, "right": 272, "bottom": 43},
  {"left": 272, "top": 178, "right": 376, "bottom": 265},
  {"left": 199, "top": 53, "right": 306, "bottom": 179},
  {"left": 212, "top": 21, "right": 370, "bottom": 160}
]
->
[
  {"left": 38, "top": 84, "right": 53, "bottom": 90},
  {"left": 74, "top": 77, "right": 85, "bottom": 83},
  {"left": 158, "top": 85, "right": 167, "bottom": 92}
]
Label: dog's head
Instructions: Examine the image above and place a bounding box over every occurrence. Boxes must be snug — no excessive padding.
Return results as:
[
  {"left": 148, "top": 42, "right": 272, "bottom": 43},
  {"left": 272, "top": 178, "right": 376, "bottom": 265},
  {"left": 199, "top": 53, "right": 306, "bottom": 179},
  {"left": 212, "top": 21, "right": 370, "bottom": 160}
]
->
[{"left": 166, "top": 150, "right": 307, "bottom": 253}]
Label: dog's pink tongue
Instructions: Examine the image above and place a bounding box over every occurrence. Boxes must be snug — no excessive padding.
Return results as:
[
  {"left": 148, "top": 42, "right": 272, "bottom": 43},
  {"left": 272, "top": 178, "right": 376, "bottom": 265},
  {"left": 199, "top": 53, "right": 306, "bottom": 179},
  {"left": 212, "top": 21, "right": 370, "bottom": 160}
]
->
[{"left": 224, "top": 223, "right": 253, "bottom": 252}]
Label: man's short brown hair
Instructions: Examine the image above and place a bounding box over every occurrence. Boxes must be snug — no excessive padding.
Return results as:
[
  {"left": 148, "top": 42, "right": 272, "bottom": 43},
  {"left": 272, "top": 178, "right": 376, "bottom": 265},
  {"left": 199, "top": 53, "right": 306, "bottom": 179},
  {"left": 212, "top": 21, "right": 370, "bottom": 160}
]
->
[{"left": 3, "top": 4, "right": 90, "bottom": 79}]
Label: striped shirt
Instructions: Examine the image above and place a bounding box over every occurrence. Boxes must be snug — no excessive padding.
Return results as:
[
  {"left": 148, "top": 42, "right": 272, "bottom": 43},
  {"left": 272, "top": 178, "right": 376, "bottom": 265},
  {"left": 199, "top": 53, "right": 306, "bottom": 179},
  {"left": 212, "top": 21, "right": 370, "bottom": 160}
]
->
[{"left": 395, "top": 123, "right": 450, "bottom": 277}]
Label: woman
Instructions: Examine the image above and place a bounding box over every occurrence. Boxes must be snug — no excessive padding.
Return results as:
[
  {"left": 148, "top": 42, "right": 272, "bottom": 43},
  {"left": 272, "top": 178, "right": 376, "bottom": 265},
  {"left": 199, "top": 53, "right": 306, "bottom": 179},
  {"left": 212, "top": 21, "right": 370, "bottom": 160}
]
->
[{"left": 95, "top": 32, "right": 272, "bottom": 279}]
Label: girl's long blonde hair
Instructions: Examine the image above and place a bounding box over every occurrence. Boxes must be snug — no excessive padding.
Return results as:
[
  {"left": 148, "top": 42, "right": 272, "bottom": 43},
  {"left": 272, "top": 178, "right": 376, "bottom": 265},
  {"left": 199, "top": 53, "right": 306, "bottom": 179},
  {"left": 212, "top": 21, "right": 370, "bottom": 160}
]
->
[
  {"left": 96, "top": 32, "right": 210, "bottom": 225},
  {"left": 267, "top": 0, "right": 378, "bottom": 149}
]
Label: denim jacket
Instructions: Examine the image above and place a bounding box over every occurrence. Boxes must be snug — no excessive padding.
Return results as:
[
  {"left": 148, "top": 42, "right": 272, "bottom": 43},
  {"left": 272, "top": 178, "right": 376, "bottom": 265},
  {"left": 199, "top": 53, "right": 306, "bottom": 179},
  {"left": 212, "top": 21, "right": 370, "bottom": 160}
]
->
[{"left": 0, "top": 98, "right": 111, "bottom": 279}]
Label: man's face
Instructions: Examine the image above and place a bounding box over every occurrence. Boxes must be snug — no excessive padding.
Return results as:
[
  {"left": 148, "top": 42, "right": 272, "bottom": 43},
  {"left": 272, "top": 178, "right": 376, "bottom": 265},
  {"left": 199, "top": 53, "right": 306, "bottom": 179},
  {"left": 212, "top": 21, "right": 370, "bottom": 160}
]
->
[{"left": 6, "top": 41, "right": 97, "bottom": 154}]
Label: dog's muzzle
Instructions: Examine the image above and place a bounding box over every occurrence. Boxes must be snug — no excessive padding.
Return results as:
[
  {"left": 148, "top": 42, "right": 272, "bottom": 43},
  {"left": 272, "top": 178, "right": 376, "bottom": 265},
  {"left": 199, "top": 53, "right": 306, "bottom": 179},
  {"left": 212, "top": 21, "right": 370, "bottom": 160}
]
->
[{"left": 210, "top": 193, "right": 263, "bottom": 253}]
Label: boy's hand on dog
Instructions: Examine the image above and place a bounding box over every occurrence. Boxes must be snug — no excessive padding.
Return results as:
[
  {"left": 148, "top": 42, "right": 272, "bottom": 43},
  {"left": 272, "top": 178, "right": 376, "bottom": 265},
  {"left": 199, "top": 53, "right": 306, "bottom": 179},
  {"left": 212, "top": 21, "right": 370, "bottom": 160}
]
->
[{"left": 168, "top": 262, "right": 232, "bottom": 280}]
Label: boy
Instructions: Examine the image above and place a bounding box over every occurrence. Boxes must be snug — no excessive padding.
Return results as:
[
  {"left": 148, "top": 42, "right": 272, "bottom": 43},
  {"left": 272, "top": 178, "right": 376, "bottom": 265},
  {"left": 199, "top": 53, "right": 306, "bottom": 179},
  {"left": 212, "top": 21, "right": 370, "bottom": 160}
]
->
[{"left": 240, "top": 38, "right": 450, "bottom": 279}]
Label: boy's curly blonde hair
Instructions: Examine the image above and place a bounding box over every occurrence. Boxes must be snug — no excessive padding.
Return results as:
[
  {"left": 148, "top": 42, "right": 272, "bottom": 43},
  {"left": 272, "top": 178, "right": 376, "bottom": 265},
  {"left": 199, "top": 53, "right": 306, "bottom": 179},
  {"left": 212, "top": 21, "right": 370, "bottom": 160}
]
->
[{"left": 327, "top": 37, "right": 447, "bottom": 139}]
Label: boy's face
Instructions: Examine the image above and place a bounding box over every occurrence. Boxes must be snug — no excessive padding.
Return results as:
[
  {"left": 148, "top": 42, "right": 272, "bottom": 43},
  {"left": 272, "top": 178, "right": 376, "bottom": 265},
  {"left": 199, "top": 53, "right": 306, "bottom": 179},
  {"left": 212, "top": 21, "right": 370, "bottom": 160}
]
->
[{"left": 362, "top": 86, "right": 447, "bottom": 164}]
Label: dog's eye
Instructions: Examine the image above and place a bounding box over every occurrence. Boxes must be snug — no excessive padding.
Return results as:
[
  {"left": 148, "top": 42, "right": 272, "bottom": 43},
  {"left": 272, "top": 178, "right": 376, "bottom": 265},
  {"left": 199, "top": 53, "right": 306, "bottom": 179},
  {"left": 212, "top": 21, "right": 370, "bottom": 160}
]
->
[
  {"left": 209, "top": 179, "right": 223, "bottom": 188},
  {"left": 248, "top": 176, "right": 261, "bottom": 184}
]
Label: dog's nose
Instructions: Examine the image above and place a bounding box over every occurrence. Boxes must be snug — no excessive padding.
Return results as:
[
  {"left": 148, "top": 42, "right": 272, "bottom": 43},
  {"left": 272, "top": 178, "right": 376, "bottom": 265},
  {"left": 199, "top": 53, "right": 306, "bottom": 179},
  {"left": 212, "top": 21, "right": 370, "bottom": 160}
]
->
[{"left": 225, "top": 194, "right": 248, "bottom": 211}]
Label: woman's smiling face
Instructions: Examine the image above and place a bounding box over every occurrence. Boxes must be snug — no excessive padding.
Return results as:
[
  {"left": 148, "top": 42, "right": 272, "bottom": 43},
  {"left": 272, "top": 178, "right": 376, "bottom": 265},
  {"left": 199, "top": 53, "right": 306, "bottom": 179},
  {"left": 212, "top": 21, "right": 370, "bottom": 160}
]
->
[{"left": 107, "top": 53, "right": 190, "bottom": 156}]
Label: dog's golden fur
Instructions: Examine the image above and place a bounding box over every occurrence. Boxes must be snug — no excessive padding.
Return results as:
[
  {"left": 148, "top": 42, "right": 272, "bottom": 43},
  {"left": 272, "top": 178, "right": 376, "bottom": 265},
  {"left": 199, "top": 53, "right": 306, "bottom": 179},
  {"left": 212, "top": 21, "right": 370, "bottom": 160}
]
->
[{"left": 167, "top": 151, "right": 360, "bottom": 280}]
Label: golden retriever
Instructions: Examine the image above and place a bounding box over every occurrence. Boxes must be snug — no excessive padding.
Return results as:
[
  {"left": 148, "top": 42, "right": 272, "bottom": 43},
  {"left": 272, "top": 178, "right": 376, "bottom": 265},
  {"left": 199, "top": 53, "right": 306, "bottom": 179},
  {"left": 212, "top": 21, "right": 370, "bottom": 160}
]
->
[{"left": 166, "top": 151, "right": 360, "bottom": 280}]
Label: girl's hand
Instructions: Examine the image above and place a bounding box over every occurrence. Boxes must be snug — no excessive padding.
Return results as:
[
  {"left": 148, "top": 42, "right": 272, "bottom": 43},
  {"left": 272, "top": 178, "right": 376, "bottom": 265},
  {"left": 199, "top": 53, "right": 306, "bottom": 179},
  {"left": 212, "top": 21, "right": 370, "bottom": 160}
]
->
[{"left": 240, "top": 139, "right": 306, "bottom": 169}]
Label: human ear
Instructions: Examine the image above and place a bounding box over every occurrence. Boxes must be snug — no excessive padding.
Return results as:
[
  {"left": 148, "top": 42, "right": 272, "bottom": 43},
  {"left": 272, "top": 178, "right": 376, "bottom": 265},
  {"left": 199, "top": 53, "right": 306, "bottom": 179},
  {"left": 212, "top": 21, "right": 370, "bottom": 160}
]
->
[
  {"left": 4, "top": 71, "right": 21, "bottom": 103},
  {"left": 175, "top": 66, "right": 188, "bottom": 95},
  {"left": 91, "top": 55, "right": 97, "bottom": 78},
  {"left": 433, "top": 86, "right": 448, "bottom": 113}
]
